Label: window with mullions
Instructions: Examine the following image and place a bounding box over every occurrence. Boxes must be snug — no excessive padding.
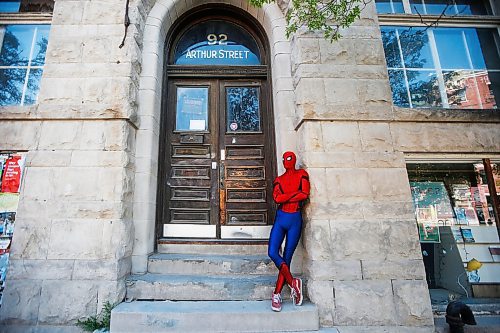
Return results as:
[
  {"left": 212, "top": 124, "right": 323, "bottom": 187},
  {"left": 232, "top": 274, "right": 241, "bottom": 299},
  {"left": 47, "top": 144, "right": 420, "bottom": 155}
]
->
[
  {"left": 0, "top": 1, "right": 53, "bottom": 106},
  {"left": 375, "top": 0, "right": 405, "bottom": 14},
  {"left": 375, "top": 0, "right": 494, "bottom": 15},
  {"left": 0, "top": 25, "right": 50, "bottom": 106},
  {"left": 409, "top": 0, "right": 492, "bottom": 16},
  {"left": 381, "top": 26, "right": 499, "bottom": 109}
]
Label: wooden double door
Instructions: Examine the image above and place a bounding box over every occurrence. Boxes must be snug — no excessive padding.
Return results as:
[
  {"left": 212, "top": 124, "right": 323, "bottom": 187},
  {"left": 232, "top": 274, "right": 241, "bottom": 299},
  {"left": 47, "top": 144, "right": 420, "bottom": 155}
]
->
[{"left": 161, "top": 79, "right": 276, "bottom": 239}]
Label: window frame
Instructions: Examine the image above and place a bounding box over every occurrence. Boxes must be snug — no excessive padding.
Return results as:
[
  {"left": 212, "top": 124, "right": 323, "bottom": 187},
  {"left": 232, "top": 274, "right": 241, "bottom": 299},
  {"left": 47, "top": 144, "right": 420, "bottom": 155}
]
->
[
  {"left": 0, "top": 11, "right": 52, "bottom": 107},
  {"left": 377, "top": 0, "right": 498, "bottom": 16},
  {"left": 378, "top": 0, "right": 500, "bottom": 111}
]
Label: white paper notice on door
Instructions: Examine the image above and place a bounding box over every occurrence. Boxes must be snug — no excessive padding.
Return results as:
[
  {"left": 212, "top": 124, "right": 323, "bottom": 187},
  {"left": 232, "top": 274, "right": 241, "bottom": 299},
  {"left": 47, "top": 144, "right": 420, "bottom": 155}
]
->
[{"left": 189, "top": 119, "right": 206, "bottom": 130}]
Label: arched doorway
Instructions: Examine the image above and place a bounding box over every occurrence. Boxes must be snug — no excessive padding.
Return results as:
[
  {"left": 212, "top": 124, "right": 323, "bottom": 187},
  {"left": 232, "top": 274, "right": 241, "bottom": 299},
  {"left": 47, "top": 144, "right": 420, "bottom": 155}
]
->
[{"left": 157, "top": 5, "right": 277, "bottom": 240}]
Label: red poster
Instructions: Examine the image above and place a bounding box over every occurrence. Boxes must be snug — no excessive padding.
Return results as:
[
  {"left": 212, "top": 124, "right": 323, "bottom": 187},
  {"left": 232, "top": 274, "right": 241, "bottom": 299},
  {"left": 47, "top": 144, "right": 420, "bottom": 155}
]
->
[{"left": 1, "top": 156, "right": 22, "bottom": 193}]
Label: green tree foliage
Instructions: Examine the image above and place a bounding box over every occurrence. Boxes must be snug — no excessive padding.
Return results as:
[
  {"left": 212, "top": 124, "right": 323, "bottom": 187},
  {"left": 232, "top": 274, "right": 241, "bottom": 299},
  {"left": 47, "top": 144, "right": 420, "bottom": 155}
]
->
[{"left": 249, "top": 0, "right": 371, "bottom": 41}]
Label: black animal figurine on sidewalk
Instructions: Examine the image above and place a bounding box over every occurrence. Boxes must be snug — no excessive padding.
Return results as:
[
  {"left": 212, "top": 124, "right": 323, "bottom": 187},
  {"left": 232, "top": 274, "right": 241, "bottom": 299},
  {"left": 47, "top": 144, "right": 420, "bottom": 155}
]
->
[{"left": 446, "top": 301, "right": 477, "bottom": 333}]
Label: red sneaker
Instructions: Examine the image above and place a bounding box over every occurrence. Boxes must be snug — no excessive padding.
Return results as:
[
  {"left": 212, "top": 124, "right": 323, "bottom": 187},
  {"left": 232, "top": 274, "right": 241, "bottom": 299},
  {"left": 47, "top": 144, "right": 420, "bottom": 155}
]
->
[
  {"left": 271, "top": 293, "right": 282, "bottom": 312},
  {"left": 290, "top": 278, "right": 303, "bottom": 306}
]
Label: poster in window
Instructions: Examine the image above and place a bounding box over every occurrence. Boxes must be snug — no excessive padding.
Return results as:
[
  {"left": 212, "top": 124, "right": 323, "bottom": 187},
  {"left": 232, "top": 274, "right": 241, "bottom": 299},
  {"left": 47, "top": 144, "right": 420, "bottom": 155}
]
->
[
  {"left": 451, "top": 184, "right": 472, "bottom": 202},
  {"left": 410, "top": 182, "right": 454, "bottom": 224},
  {"left": 418, "top": 223, "right": 441, "bottom": 243},
  {"left": 493, "top": 163, "right": 500, "bottom": 193},
  {"left": 460, "top": 227, "right": 475, "bottom": 243},
  {"left": 416, "top": 207, "right": 436, "bottom": 223},
  {"left": 452, "top": 228, "right": 464, "bottom": 242}
]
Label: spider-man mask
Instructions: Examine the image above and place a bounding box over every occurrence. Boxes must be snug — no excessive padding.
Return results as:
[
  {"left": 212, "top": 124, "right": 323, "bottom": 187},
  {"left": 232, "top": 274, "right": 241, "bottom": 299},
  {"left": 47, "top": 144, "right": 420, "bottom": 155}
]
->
[{"left": 282, "top": 151, "right": 296, "bottom": 171}]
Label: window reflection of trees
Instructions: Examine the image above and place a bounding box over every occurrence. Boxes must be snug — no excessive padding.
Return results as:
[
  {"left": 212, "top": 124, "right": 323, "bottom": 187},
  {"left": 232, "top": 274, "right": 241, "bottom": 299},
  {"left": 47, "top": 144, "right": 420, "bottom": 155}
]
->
[
  {"left": 382, "top": 26, "right": 498, "bottom": 108},
  {"left": 383, "top": 27, "right": 441, "bottom": 107},
  {"left": 227, "top": 88, "right": 260, "bottom": 132},
  {"left": 0, "top": 27, "right": 48, "bottom": 106}
]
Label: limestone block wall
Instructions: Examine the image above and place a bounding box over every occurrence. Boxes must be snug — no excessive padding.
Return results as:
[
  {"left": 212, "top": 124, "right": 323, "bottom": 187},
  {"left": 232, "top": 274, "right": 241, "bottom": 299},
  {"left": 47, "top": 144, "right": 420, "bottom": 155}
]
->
[
  {"left": 0, "top": 0, "right": 153, "bottom": 329},
  {"left": 291, "top": 2, "right": 436, "bottom": 329},
  {"left": 292, "top": 0, "right": 500, "bottom": 328}
]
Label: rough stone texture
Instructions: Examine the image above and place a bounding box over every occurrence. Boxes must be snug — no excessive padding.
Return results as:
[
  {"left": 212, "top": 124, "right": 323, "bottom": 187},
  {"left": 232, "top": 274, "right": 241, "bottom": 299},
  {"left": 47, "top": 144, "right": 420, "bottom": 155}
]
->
[
  {"left": 392, "top": 280, "right": 434, "bottom": 327},
  {"left": 0, "top": 0, "right": 139, "bottom": 330},
  {"left": 307, "top": 280, "right": 335, "bottom": 326},
  {"left": 0, "top": 280, "right": 42, "bottom": 325},
  {"left": 361, "top": 259, "right": 426, "bottom": 280},
  {"left": 292, "top": 0, "right": 436, "bottom": 329},
  {"left": 391, "top": 122, "right": 500, "bottom": 153},
  {"left": 2, "top": 0, "right": 496, "bottom": 331},
  {"left": 333, "top": 281, "right": 397, "bottom": 326},
  {"left": 37, "top": 281, "right": 98, "bottom": 324}
]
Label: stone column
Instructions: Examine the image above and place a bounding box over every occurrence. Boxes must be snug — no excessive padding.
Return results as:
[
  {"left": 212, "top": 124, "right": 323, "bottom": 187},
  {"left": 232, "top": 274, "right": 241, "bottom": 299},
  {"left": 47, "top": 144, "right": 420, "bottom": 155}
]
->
[
  {"left": 291, "top": 2, "right": 434, "bottom": 330},
  {"left": 0, "top": 0, "right": 148, "bottom": 328}
]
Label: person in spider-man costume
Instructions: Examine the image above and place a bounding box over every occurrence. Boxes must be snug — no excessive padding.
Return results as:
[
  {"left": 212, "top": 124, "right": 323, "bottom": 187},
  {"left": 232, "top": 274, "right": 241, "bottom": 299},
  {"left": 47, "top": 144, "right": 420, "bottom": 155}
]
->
[{"left": 268, "top": 151, "right": 310, "bottom": 312}]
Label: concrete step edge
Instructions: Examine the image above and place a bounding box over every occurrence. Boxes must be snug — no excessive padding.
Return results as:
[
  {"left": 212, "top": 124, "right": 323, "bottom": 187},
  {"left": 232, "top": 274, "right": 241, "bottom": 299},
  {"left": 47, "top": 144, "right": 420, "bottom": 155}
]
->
[
  {"left": 110, "top": 300, "right": 319, "bottom": 333},
  {"left": 148, "top": 253, "right": 277, "bottom": 275},
  {"left": 157, "top": 243, "right": 269, "bottom": 255},
  {"left": 149, "top": 253, "right": 272, "bottom": 261},
  {"left": 127, "top": 273, "right": 281, "bottom": 283}
]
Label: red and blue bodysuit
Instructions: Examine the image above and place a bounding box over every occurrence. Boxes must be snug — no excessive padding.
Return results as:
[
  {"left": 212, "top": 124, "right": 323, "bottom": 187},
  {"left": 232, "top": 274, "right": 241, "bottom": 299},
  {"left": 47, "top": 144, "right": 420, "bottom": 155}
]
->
[{"left": 268, "top": 151, "right": 310, "bottom": 311}]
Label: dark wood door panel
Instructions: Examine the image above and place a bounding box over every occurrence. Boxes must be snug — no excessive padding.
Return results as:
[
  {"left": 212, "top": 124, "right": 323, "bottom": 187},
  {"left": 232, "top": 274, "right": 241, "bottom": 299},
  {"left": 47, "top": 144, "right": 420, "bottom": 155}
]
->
[
  {"left": 226, "top": 188, "right": 266, "bottom": 202},
  {"left": 226, "top": 210, "right": 268, "bottom": 226},
  {"left": 161, "top": 78, "right": 275, "bottom": 239}
]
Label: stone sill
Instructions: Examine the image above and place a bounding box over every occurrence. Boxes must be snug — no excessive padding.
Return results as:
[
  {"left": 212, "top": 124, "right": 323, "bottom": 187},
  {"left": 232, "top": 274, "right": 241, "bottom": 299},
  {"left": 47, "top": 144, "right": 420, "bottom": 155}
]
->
[
  {"left": 378, "top": 14, "right": 500, "bottom": 27},
  {"left": 294, "top": 107, "right": 500, "bottom": 130},
  {"left": 0, "top": 105, "right": 39, "bottom": 119},
  {"left": 393, "top": 107, "right": 500, "bottom": 123},
  {"left": 0, "top": 12, "right": 52, "bottom": 24},
  {"left": 0, "top": 105, "right": 135, "bottom": 125}
]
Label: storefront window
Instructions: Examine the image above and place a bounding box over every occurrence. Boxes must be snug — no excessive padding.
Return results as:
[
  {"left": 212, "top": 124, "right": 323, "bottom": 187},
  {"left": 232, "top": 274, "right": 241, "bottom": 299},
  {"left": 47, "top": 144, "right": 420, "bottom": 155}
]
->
[
  {"left": 407, "top": 162, "right": 500, "bottom": 300},
  {"left": 381, "top": 27, "right": 500, "bottom": 109},
  {"left": 408, "top": 163, "right": 498, "bottom": 226}
]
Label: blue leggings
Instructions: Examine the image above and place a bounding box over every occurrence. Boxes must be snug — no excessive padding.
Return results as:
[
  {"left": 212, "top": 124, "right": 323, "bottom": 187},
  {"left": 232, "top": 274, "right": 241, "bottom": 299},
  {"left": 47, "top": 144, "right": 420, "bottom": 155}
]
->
[{"left": 268, "top": 210, "right": 302, "bottom": 269}]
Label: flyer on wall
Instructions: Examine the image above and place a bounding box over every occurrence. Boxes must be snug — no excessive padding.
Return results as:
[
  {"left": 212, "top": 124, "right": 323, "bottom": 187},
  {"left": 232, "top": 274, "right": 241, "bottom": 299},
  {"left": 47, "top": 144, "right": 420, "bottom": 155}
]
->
[{"left": 0, "top": 152, "right": 25, "bottom": 306}]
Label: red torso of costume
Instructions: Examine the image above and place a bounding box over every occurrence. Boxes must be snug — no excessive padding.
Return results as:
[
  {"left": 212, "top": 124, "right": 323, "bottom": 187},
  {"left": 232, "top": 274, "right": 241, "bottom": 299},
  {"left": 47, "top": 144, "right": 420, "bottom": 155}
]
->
[{"left": 273, "top": 152, "right": 310, "bottom": 213}]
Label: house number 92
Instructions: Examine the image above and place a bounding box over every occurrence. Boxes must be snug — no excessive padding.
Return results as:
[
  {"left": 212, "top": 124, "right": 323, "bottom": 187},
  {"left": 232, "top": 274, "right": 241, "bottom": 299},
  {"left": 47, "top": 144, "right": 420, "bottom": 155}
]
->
[{"left": 207, "top": 34, "right": 228, "bottom": 45}]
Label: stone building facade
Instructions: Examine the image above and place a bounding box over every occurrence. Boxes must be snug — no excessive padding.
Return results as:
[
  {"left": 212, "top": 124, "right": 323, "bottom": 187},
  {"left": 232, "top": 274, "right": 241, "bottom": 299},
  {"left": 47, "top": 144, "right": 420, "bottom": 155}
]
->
[{"left": 0, "top": 0, "right": 499, "bottom": 332}]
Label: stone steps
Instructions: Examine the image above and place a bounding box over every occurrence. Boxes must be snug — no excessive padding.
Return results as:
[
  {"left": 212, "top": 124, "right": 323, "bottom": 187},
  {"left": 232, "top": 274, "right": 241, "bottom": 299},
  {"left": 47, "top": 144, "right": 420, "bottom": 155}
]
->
[
  {"left": 148, "top": 253, "right": 276, "bottom": 276},
  {"left": 157, "top": 242, "right": 269, "bottom": 255},
  {"left": 115, "top": 244, "right": 315, "bottom": 333},
  {"left": 126, "top": 273, "right": 298, "bottom": 301},
  {"left": 110, "top": 300, "right": 319, "bottom": 333}
]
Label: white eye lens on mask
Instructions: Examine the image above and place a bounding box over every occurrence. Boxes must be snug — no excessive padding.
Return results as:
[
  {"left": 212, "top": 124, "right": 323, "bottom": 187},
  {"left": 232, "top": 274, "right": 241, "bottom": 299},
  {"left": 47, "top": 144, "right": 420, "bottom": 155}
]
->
[{"left": 286, "top": 156, "right": 292, "bottom": 161}]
